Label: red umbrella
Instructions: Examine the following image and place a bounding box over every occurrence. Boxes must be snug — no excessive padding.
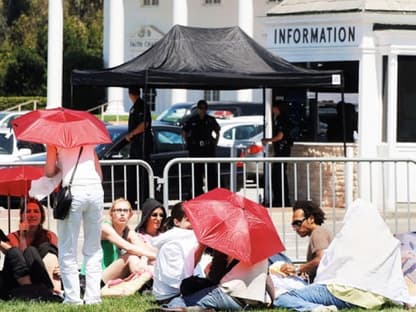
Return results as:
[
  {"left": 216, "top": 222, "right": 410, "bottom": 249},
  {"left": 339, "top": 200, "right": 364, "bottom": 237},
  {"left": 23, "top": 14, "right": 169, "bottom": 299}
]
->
[
  {"left": 0, "top": 165, "right": 45, "bottom": 233},
  {"left": 12, "top": 107, "right": 111, "bottom": 148},
  {"left": 0, "top": 166, "right": 44, "bottom": 197},
  {"left": 183, "top": 188, "right": 285, "bottom": 264}
]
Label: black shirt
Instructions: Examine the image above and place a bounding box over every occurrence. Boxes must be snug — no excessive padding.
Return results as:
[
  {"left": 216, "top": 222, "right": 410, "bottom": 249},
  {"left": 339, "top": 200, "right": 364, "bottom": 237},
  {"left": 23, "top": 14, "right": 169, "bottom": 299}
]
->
[
  {"left": 272, "top": 115, "right": 291, "bottom": 156},
  {"left": 128, "top": 97, "right": 153, "bottom": 159},
  {"left": 182, "top": 114, "right": 220, "bottom": 147}
]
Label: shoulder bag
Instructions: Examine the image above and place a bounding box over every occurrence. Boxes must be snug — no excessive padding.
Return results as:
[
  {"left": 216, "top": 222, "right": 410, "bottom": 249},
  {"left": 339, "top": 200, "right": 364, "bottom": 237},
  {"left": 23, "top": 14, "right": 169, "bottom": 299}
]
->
[{"left": 53, "top": 147, "right": 83, "bottom": 220}]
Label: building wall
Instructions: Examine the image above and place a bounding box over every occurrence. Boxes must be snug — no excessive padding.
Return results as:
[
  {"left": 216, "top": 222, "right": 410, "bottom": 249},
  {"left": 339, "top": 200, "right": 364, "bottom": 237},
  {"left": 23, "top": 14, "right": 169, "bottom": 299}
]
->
[
  {"left": 290, "top": 143, "right": 358, "bottom": 209},
  {"left": 116, "top": 0, "right": 279, "bottom": 114}
]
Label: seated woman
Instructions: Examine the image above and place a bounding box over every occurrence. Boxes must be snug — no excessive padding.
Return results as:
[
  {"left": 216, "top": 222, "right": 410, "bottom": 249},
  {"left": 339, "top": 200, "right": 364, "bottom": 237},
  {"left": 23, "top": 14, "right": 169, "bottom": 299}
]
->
[
  {"left": 0, "top": 232, "right": 57, "bottom": 301},
  {"left": 101, "top": 198, "right": 157, "bottom": 285},
  {"left": 134, "top": 198, "right": 166, "bottom": 274},
  {"left": 152, "top": 202, "right": 204, "bottom": 303},
  {"left": 7, "top": 198, "right": 61, "bottom": 295}
]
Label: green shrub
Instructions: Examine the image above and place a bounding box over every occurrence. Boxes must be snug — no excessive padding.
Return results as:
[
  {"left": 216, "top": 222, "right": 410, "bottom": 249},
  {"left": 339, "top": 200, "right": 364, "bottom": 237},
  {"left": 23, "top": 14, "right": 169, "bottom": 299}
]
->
[{"left": 0, "top": 96, "right": 46, "bottom": 111}]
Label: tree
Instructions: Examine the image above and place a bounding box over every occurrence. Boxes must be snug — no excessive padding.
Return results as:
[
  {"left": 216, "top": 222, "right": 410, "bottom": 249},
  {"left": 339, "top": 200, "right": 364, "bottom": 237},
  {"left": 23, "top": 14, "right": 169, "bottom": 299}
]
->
[
  {"left": 0, "top": 0, "right": 104, "bottom": 103},
  {"left": 4, "top": 47, "right": 46, "bottom": 95}
]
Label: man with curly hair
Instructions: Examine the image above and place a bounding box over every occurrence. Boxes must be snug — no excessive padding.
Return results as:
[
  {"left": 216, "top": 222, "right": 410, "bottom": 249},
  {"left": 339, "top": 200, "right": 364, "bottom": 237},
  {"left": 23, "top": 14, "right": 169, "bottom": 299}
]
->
[{"left": 279, "top": 200, "right": 332, "bottom": 282}]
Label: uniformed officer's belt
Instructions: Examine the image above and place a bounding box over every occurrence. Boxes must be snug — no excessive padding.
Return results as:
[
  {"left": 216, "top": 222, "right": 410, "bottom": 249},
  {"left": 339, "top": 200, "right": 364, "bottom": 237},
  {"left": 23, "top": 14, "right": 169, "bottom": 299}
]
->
[{"left": 191, "top": 140, "right": 213, "bottom": 147}]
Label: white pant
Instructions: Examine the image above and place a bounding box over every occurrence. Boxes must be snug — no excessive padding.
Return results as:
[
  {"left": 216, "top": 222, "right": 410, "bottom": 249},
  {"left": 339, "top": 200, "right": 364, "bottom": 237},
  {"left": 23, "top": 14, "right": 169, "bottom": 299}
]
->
[{"left": 57, "top": 184, "right": 104, "bottom": 304}]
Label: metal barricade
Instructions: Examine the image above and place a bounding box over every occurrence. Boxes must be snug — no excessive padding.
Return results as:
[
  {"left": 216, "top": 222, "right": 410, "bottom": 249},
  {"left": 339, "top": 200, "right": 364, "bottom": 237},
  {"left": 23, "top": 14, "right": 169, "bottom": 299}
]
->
[
  {"left": 162, "top": 156, "right": 416, "bottom": 261},
  {"left": 0, "top": 160, "right": 154, "bottom": 231}
]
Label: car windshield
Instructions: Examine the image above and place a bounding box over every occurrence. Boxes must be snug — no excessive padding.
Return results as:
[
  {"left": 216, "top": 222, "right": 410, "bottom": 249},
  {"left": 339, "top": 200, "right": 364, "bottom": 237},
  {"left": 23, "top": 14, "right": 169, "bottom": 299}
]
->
[
  {"left": 157, "top": 107, "right": 189, "bottom": 123},
  {"left": 95, "top": 126, "right": 127, "bottom": 155},
  {"left": 223, "top": 124, "right": 262, "bottom": 140},
  {"left": 0, "top": 132, "right": 13, "bottom": 154}
]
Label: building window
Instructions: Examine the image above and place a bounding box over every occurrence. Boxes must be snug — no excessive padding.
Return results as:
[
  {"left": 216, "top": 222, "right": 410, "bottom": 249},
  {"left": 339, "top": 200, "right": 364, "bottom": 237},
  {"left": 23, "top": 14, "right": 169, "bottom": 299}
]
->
[
  {"left": 204, "top": 0, "right": 221, "bottom": 5},
  {"left": 397, "top": 55, "right": 416, "bottom": 142},
  {"left": 204, "top": 90, "right": 220, "bottom": 101},
  {"left": 143, "top": 0, "right": 158, "bottom": 6}
]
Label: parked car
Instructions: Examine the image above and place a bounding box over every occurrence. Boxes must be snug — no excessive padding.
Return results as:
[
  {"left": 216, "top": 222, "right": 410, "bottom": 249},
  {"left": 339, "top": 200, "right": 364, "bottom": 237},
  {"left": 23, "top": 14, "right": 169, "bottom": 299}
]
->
[
  {"left": 0, "top": 111, "right": 28, "bottom": 128},
  {"left": 0, "top": 128, "right": 47, "bottom": 208},
  {"left": 0, "top": 128, "right": 46, "bottom": 163},
  {"left": 217, "top": 116, "right": 263, "bottom": 149},
  {"left": 216, "top": 116, "right": 266, "bottom": 182},
  {"left": 156, "top": 101, "right": 263, "bottom": 126},
  {"left": 99, "top": 121, "right": 243, "bottom": 202},
  {"left": 8, "top": 122, "right": 243, "bottom": 207}
]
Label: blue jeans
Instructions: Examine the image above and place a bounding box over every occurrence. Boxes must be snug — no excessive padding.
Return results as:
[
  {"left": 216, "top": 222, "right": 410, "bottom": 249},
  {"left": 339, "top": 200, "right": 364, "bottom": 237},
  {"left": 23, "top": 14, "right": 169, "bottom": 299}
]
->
[
  {"left": 274, "top": 284, "right": 357, "bottom": 311},
  {"left": 167, "top": 286, "right": 242, "bottom": 310}
]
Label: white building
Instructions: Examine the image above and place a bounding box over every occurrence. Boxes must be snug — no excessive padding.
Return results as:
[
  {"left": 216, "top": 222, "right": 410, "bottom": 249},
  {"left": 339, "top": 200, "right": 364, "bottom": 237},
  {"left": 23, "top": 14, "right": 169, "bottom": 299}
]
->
[
  {"left": 103, "top": 0, "right": 282, "bottom": 115},
  {"left": 265, "top": 0, "right": 416, "bottom": 205}
]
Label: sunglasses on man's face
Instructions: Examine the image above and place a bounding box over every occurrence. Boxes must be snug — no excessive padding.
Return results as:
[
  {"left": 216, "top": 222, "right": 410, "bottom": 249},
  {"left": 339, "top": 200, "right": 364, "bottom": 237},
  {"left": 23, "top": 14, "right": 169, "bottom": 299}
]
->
[
  {"left": 291, "top": 217, "right": 307, "bottom": 228},
  {"left": 198, "top": 106, "right": 207, "bottom": 110}
]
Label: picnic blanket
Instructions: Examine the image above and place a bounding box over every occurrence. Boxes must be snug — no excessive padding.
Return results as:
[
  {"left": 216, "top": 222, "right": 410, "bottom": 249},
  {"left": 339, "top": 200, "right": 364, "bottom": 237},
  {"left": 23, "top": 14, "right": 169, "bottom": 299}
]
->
[{"left": 315, "top": 199, "right": 415, "bottom": 305}]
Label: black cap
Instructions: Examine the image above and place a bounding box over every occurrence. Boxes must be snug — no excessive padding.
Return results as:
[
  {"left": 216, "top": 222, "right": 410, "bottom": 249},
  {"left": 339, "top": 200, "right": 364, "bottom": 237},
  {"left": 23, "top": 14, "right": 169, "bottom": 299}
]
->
[
  {"left": 135, "top": 198, "right": 166, "bottom": 233},
  {"left": 197, "top": 100, "right": 208, "bottom": 109}
]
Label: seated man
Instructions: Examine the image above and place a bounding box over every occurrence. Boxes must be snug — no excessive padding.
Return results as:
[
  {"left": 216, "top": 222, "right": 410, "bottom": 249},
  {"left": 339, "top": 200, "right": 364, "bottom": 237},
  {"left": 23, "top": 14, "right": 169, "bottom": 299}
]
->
[
  {"left": 274, "top": 199, "right": 415, "bottom": 311},
  {"left": 166, "top": 250, "right": 274, "bottom": 311},
  {"left": 279, "top": 200, "right": 332, "bottom": 283}
]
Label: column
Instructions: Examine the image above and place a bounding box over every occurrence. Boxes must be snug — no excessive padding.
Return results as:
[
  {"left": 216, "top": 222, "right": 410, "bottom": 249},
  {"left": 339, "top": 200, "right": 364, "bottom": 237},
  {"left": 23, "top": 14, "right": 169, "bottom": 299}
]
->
[
  {"left": 46, "top": 0, "right": 63, "bottom": 108},
  {"left": 386, "top": 53, "right": 398, "bottom": 156},
  {"left": 384, "top": 53, "right": 398, "bottom": 208},
  {"left": 104, "top": 0, "right": 125, "bottom": 114},
  {"left": 237, "top": 0, "right": 253, "bottom": 102},
  {"left": 171, "top": 0, "right": 188, "bottom": 104},
  {"left": 357, "top": 35, "right": 383, "bottom": 206}
]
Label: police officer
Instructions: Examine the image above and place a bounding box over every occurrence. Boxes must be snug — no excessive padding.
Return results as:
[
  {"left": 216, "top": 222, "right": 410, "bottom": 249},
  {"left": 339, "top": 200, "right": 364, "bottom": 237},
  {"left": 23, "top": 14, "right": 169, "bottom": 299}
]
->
[
  {"left": 182, "top": 100, "right": 220, "bottom": 197},
  {"left": 125, "top": 86, "right": 153, "bottom": 209},
  {"left": 262, "top": 100, "right": 292, "bottom": 207}
]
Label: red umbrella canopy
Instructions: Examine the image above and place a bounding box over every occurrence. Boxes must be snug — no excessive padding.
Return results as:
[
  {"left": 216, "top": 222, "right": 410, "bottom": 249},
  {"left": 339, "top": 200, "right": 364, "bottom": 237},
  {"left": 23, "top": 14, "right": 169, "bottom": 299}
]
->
[
  {"left": 183, "top": 188, "right": 285, "bottom": 264},
  {"left": 0, "top": 166, "right": 44, "bottom": 197},
  {"left": 12, "top": 107, "right": 111, "bottom": 148}
]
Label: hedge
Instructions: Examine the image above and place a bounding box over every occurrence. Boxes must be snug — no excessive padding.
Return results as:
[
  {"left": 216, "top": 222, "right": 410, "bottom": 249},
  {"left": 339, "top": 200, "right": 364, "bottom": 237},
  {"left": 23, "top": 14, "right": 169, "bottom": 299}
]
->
[{"left": 0, "top": 96, "right": 47, "bottom": 111}]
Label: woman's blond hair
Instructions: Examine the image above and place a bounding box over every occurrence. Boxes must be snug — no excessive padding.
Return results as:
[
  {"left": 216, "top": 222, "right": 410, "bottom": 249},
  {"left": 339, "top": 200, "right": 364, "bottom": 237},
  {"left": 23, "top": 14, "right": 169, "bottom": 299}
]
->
[{"left": 110, "top": 198, "right": 132, "bottom": 213}]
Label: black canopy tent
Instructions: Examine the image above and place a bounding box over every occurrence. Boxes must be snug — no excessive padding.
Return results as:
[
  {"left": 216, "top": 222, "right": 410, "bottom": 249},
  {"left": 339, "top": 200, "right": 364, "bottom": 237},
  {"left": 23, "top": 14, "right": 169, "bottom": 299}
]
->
[
  {"left": 71, "top": 25, "right": 346, "bottom": 152},
  {"left": 72, "top": 25, "right": 342, "bottom": 90}
]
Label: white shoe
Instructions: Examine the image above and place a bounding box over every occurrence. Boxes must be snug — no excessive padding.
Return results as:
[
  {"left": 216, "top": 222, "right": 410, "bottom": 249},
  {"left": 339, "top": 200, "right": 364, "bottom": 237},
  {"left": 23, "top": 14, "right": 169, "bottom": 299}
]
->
[{"left": 312, "top": 305, "right": 338, "bottom": 312}]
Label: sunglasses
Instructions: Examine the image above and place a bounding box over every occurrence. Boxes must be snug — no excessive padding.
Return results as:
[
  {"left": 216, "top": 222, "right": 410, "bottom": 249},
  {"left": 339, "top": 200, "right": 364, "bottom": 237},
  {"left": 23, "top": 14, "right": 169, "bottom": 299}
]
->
[
  {"left": 151, "top": 212, "right": 165, "bottom": 218},
  {"left": 291, "top": 218, "right": 307, "bottom": 228},
  {"left": 113, "top": 208, "right": 130, "bottom": 214},
  {"left": 198, "top": 106, "right": 207, "bottom": 110}
]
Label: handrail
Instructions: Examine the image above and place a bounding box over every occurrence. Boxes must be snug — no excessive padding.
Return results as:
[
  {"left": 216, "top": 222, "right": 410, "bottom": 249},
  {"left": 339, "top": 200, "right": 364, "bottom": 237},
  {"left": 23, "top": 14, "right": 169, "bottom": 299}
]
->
[{"left": 3, "top": 100, "right": 39, "bottom": 112}]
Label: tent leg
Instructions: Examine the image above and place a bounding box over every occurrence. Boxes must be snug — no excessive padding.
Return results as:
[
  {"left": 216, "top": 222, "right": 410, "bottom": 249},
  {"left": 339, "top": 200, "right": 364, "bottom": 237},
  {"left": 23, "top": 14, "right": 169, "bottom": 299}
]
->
[{"left": 341, "top": 89, "right": 346, "bottom": 157}]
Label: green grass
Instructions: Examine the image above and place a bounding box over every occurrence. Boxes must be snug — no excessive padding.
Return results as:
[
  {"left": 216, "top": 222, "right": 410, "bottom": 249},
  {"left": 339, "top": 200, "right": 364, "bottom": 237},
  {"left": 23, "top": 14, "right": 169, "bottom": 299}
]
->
[
  {"left": 98, "top": 114, "right": 158, "bottom": 123},
  {"left": 0, "top": 295, "right": 411, "bottom": 312}
]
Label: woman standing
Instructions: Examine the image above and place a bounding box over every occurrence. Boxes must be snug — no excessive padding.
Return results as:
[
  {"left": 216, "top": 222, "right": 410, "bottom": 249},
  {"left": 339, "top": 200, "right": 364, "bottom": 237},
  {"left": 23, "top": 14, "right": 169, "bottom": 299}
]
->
[{"left": 45, "top": 144, "right": 104, "bottom": 305}]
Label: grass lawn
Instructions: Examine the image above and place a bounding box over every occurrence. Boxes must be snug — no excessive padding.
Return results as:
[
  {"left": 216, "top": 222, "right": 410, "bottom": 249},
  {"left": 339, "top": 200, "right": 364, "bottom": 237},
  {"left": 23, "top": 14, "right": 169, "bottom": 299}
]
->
[{"left": 0, "top": 294, "right": 411, "bottom": 312}]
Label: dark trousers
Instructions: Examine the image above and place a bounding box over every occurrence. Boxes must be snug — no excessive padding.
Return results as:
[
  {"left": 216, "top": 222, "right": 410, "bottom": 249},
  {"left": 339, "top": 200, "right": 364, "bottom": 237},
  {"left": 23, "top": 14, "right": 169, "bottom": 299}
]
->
[
  {"left": 271, "top": 161, "right": 290, "bottom": 206},
  {"left": 0, "top": 246, "right": 53, "bottom": 298},
  {"left": 268, "top": 143, "right": 291, "bottom": 206},
  {"left": 127, "top": 147, "right": 151, "bottom": 209},
  {"left": 127, "top": 165, "right": 150, "bottom": 210},
  {"left": 189, "top": 145, "right": 217, "bottom": 197}
]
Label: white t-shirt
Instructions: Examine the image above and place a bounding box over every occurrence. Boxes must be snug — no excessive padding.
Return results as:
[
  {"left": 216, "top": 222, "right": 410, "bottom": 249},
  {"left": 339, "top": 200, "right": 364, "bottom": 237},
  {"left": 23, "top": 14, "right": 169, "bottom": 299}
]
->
[
  {"left": 151, "top": 227, "right": 199, "bottom": 301},
  {"left": 57, "top": 145, "right": 101, "bottom": 187}
]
